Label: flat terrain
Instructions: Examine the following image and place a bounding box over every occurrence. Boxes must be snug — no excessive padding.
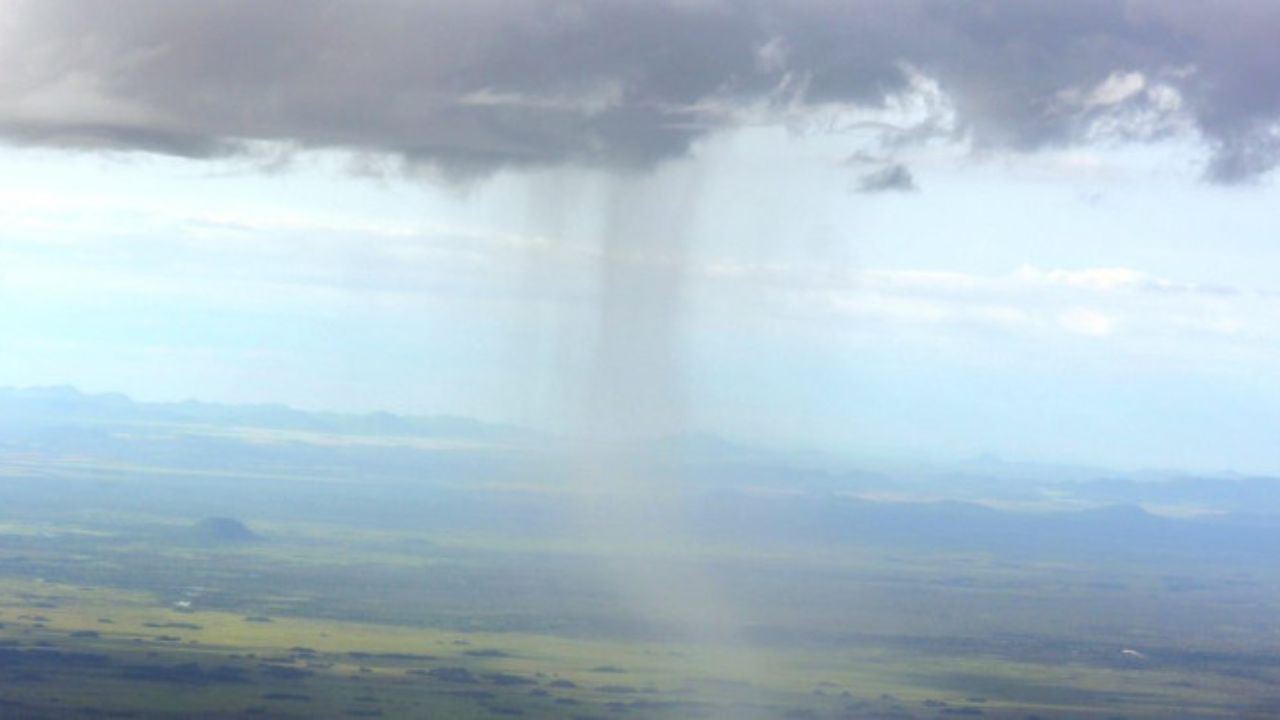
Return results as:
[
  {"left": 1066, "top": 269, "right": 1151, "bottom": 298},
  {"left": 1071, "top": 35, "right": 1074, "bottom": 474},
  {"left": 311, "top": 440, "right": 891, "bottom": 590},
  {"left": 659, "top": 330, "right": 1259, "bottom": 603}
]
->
[{"left": 3, "top": 391, "right": 1280, "bottom": 718}]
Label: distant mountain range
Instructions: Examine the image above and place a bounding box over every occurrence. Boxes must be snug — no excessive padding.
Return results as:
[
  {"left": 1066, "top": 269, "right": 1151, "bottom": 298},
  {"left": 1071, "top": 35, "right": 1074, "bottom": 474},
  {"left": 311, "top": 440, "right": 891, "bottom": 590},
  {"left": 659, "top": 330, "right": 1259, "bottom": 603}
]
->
[
  {"left": 3, "top": 387, "right": 1280, "bottom": 567},
  {"left": 0, "top": 385, "right": 536, "bottom": 442},
  {"left": 5, "top": 385, "right": 1280, "bottom": 521}
]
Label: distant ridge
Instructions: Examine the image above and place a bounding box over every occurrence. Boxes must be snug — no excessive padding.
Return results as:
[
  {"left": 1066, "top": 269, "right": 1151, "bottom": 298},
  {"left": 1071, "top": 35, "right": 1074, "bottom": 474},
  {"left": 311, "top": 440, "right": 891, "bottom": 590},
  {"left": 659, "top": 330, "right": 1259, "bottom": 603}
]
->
[{"left": 0, "top": 385, "right": 536, "bottom": 443}]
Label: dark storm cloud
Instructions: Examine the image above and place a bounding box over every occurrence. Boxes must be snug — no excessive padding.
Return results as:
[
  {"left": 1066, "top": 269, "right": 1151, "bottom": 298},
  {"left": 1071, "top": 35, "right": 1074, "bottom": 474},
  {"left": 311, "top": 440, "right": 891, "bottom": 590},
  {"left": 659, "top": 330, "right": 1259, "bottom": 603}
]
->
[
  {"left": 2, "top": 0, "right": 1279, "bottom": 180},
  {"left": 856, "top": 164, "right": 916, "bottom": 193}
]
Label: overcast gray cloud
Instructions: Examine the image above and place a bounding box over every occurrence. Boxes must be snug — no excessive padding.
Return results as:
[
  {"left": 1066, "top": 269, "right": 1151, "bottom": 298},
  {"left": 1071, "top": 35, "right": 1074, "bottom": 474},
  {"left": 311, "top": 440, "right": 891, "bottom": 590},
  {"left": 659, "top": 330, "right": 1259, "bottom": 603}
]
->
[{"left": 2, "top": 0, "right": 1279, "bottom": 181}]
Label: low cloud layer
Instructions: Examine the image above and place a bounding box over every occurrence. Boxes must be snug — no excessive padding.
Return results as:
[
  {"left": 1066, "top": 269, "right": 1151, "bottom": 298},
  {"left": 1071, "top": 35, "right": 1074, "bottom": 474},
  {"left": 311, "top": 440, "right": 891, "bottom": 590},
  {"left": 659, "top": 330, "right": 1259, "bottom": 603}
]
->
[{"left": 2, "top": 1, "right": 1280, "bottom": 181}]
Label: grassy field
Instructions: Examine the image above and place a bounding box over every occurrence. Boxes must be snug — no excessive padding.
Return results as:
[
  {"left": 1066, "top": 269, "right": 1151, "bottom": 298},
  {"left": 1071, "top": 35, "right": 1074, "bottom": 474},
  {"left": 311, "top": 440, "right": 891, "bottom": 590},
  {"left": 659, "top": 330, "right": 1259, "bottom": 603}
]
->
[
  {"left": 0, "top": 574, "right": 1260, "bottom": 719},
  {"left": 0, "top": 528, "right": 1276, "bottom": 717},
  {"left": 2, "top": 448, "right": 1280, "bottom": 718}
]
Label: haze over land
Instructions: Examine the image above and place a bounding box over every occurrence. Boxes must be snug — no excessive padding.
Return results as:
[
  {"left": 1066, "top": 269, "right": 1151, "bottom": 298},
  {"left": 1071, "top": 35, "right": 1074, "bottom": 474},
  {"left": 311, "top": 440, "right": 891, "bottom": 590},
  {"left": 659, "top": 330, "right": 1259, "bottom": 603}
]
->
[{"left": 6, "top": 385, "right": 1280, "bottom": 553}]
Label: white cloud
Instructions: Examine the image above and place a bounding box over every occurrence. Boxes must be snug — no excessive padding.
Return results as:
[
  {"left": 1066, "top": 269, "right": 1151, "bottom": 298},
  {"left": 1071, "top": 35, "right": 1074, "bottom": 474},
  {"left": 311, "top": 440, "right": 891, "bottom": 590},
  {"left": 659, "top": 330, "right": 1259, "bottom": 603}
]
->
[
  {"left": 697, "top": 261, "right": 1277, "bottom": 352},
  {"left": 1054, "top": 69, "right": 1193, "bottom": 144},
  {"left": 1058, "top": 308, "right": 1118, "bottom": 337},
  {"left": 1015, "top": 265, "right": 1146, "bottom": 291},
  {"left": 826, "top": 293, "right": 952, "bottom": 324},
  {"left": 863, "top": 269, "right": 982, "bottom": 292},
  {"left": 1085, "top": 71, "right": 1147, "bottom": 107}
]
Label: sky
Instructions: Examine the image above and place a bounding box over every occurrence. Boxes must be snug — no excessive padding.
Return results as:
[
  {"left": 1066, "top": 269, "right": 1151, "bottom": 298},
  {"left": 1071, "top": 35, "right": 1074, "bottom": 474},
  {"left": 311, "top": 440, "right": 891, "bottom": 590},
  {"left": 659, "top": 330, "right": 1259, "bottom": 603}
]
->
[{"left": 3, "top": 1, "right": 1280, "bottom": 474}]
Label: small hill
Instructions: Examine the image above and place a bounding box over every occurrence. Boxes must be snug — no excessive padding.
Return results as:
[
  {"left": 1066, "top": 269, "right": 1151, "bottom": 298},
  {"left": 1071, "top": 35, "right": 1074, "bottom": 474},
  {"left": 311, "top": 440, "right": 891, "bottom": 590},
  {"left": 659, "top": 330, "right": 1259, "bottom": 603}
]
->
[{"left": 189, "top": 517, "right": 262, "bottom": 544}]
